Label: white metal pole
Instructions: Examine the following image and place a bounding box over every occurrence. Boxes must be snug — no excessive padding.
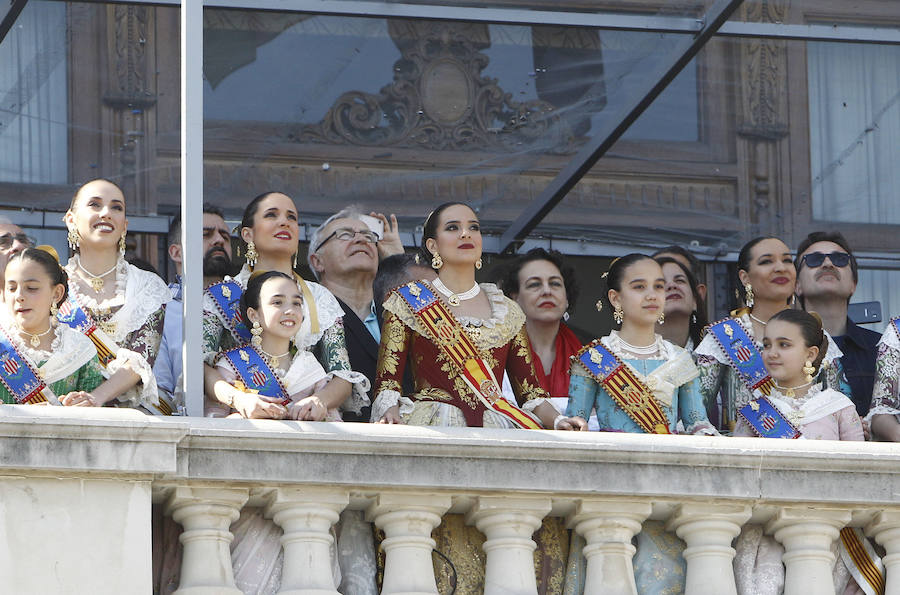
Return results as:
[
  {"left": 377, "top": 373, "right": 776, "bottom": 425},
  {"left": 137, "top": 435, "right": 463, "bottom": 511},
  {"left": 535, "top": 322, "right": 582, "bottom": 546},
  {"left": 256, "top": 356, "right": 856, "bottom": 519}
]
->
[{"left": 181, "top": 0, "right": 204, "bottom": 416}]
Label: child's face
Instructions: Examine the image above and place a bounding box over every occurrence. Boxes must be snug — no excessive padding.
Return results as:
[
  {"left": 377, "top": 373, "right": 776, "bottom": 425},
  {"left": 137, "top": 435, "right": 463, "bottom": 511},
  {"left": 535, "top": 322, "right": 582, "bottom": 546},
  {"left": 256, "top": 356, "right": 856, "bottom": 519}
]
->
[
  {"left": 762, "top": 319, "right": 817, "bottom": 385},
  {"left": 251, "top": 277, "right": 304, "bottom": 341}
]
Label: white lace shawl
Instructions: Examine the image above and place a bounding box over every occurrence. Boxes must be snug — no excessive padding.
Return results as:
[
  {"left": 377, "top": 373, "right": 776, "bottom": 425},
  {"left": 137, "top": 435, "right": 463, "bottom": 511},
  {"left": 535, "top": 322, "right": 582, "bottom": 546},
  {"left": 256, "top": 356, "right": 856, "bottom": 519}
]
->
[
  {"left": 695, "top": 311, "right": 844, "bottom": 364},
  {"left": 766, "top": 385, "right": 855, "bottom": 429},
  {"left": 867, "top": 322, "right": 900, "bottom": 419},
  {"left": 2, "top": 323, "right": 96, "bottom": 402},
  {"left": 65, "top": 257, "right": 170, "bottom": 408}
]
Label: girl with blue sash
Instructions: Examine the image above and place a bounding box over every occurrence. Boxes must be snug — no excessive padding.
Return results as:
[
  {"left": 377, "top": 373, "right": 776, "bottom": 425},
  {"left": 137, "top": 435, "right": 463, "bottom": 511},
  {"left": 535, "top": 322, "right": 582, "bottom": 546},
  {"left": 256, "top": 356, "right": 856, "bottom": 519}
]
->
[
  {"left": 695, "top": 237, "right": 849, "bottom": 432},
  {"left": 203, "top": 192, "right": 367, "bottom": 420},
  {"left": 61, "top": 179, "right": 170, "bottom": 413},
  {"left": 561, "top": 254, "right": 718, "bottom": 595},
  {"left": 0, "top": 247, "right": 103, "bottom": 404},
  {"left": 732, "top": 309, "right": 867, "bottom": 595}
]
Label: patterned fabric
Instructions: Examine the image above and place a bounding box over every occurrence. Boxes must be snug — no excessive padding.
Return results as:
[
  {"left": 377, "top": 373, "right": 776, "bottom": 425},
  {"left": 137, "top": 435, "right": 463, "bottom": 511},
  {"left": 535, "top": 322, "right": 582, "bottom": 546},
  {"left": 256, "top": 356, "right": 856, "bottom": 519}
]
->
[
  {"left": 868, "top": 331, "right": 900, "bottom": 422},
  {"left": 734, "top": 386, "right": 864, "bottom": 441},
  {"left": 0, "top": 355, "right": 104, "bottom": 405}
]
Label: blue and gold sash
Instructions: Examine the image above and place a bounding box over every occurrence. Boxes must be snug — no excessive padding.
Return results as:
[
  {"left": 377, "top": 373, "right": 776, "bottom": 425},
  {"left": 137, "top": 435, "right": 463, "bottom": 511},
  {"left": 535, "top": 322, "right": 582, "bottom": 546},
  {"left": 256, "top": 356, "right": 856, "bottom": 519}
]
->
[
  {"left": 0, "top": 326, "right": 51, "bottom": 404},
  {"left": 222, "top": 345, "right": 290, "bottom": 405},
  {"left": 394, "top": 281, "right": 541, "bottom": 430},
  {"left": 575, "top": 339, "right": 671, "bottom": 434},
  {"left": 738, "top": 397, "right": 800, "bottom": 439},
  {"left": 207, "top": 281, "right": 251, "bottom": 343},
  {"left": 56, "top": 294, "right": 116, "bottom": 367},
  {"left": 707, "top": 318, "right": 775, "bottom": 397}
]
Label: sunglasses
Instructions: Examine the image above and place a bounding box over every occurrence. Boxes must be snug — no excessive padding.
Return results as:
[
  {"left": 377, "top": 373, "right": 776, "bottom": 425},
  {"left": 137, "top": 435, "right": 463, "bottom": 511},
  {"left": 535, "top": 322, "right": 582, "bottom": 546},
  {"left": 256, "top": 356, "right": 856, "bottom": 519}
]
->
[{"left": 800, "top": 251, "right": 851, "bottom": 268}]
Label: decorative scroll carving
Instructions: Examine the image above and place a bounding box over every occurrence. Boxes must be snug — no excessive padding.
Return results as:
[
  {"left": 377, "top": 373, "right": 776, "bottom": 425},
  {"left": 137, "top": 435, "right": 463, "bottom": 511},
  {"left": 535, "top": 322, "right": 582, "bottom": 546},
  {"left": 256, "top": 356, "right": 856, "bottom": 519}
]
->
[
  {"left": 104, "top": 5, "right": 156, "bottom": 110},
  {"left": 738, "top": 0, "right": 789, "bottom": 140},
  {"left": 297, "top": 21, "right": 573, "bottom": 152}
]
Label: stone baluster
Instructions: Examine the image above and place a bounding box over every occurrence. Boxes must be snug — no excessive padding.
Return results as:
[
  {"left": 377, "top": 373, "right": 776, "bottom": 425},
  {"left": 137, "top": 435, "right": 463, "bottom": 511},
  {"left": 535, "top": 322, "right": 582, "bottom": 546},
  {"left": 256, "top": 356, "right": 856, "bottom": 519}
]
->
[
  {"left": 264, "top": 487, "right": 349, "bottom": 595},
  {"left": 866, "top": 510, "right": 900, "bottom": 595},
  {"left": 466, "top": 496, "right": 552, "bottom": 595},
  {"left": 568, "top": 499, "right": 651, "bottom": 595},
  {"left": 367, "top": 493, "right": 451, "bottom": 595},
  {"left": 166, "top": 486, "right": 249, "bottom": 595},
  {"left": 667, "top": 503, "right": 750, "bottom": 595},
  {"left": 767, "top": 507, "right": 850, "bottom": 595}
]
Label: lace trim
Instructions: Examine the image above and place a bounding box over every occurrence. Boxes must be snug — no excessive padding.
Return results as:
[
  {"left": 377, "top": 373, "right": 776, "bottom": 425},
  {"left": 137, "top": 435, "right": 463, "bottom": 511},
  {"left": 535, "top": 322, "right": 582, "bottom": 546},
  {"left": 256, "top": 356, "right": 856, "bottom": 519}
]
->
[
  {"left": 766, "top": 386, "right": 853, "bottom": 426},
  {"left": 64, "top": 255, "right": 128, "bottom": 310},
  {"left": 879, "top": 319, "right": 900, "bottom": 351},
  {"left": 370, "top": 389, "right": 414, "bottom": 422},
  {"left": 106, "top": 347, "right": 159, "bottom": 408},
  {"left": 3, "top": 324, "right": 95, "bottom": 385}
]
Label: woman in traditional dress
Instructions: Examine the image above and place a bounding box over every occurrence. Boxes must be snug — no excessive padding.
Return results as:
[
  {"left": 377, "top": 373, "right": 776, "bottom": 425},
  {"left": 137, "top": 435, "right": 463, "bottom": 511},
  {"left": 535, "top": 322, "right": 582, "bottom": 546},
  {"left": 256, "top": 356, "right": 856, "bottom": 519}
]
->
[
  {"left": 867, "top": 317, "right": 900, "bottom": 441},
  {"left": 203, "top": 191, "right": 367, "bottom": 420},
  {"left": 561, "top": 254, "right": 718, "bottom": 595},
  {"left": 694, "top": 236, "right": 848, "bottom": 432},
  {"left": 654, "top": 256, "right": 707, "bottom": 351},
  {"left": 61, "top": 179, "right": 170, "bottom": 413},
  {"left": 733, "top": 309, "right": 866, "bottom": 595},
  {"left": 372, "top": 202, "right": 574, "bottom": 594},
  {"left": 0, "top": 247, "right": 103, "bottom": 404}
]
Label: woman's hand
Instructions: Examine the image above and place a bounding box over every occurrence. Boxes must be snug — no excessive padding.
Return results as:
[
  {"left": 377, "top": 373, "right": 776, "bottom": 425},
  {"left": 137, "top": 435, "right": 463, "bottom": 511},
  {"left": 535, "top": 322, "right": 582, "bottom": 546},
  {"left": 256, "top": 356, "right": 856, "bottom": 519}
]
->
[
  {"left": 376, "top": 405, "right": 405, "bottom": 424},
  {"left": 232, "top": 392, "right": 288, "bottom": 419},
  {"left": 555, "top": 416, "right": 589, "bottom": 431},
  {"left": 59, "top": 391, "right": 98, "bottom": 407},
  {"left": 288, "top": 396, "right": 327, "bottom": 421}
]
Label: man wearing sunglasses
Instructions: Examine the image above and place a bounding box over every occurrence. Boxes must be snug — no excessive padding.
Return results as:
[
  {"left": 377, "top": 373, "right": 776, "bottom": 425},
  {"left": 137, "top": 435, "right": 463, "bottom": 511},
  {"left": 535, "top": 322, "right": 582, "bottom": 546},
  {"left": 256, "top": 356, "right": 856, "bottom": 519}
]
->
[
  {"left": 796, "top": 231, "right": 880, "bottom": 419},
  {"left": 307, "top": 206, "right": 404, "bottom": 423},
  {"left": 0, "top": 218, "right": 34, "bottom": 294}
]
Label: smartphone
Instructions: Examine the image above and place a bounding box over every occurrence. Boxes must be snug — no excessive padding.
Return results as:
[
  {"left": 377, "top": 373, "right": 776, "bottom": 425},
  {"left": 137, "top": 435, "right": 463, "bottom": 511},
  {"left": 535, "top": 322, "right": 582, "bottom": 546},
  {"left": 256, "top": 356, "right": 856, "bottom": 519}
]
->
[
  {"left": 359, "top": 214, "right": 384, "bottom": 240},
  {"left": 848, "top": 301, "right": 882, "bottom": 325}
]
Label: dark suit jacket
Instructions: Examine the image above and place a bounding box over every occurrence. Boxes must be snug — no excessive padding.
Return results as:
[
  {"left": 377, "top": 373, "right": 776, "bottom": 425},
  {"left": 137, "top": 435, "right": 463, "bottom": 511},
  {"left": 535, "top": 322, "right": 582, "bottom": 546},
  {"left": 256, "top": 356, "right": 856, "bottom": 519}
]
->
[{"left": 336, "top": 297, "right": 379, "bottom": 422}]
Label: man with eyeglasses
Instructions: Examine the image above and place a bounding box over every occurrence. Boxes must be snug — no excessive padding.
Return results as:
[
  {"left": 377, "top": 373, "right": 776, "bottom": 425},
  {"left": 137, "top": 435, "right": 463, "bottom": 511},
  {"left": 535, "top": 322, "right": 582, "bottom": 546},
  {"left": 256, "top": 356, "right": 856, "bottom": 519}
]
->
[
  {"left": 795, "top": 231, "right": 880, "bottom": 418},
  {"left": 308, "top": 207, "right": 404, "bottom": 422},
  {"left": 0, "top": 218, "right": 33, "bottom": 294}
]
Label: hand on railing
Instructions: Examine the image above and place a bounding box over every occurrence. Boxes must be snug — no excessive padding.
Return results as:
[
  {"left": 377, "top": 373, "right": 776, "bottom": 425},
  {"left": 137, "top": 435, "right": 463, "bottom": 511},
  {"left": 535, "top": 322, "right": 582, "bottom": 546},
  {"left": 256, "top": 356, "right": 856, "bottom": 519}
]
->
[
  {"left": 554, "top": 415, "right": 588, "bottom": 431},
  {"left": 288, "top": 396, "right": 327, "bottom": 421},
  {"left": 232, "top": 392, "right": 288, "bottom": 419},
  {"left": 376, "top": 405, "right": 405, "bottom": 424},
  {"left": 59, "top": 391, "right": 99, "bottom": 406}
]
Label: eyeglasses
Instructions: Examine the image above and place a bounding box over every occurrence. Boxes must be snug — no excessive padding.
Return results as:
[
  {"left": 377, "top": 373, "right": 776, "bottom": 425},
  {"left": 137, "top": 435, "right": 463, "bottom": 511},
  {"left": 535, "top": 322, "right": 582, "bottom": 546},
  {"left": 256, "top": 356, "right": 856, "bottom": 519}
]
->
[
  {"left": 0, "top": 233, "right": 34, "bottom": 250},
  {"left": 800, "top": 251, "right": 851, "bottom": 269},
  {"left": 314, "top": 227, "right": 378, "bottom": 252}
]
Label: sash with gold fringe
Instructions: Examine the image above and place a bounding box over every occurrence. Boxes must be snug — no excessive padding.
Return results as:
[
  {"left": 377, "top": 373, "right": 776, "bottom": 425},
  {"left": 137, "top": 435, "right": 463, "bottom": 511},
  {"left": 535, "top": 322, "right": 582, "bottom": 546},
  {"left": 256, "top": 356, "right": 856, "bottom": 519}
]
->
[
  {"left": 0, "top": 326, "right": 53, "bottom": 404},
  {"left": 737, "top": 397, "right": 800, "bottom": 439},
  {"left": 222, "top": 345, "right": 291, "bottom": 406},
  {"left": 839, "top": 527, "right": 885, "bottom": 595},
  {"left": 707, "top": 317, "right": 775, "bottom": 397},
  {"left": 206, "top": 281, "right": 251, "bottom": 343},
  {"left": 393, "top": 281, "right": 541, "bottom": 430},
  {"left": 574, "top": 339, "right": 671, "bottom": 434}
]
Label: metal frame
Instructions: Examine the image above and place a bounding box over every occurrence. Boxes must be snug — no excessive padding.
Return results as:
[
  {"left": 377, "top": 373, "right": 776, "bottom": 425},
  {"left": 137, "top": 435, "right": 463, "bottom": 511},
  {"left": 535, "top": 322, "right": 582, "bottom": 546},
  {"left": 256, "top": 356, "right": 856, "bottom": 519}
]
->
[{"left": 0, "top": 0, "right": 28, "bottom": 46}]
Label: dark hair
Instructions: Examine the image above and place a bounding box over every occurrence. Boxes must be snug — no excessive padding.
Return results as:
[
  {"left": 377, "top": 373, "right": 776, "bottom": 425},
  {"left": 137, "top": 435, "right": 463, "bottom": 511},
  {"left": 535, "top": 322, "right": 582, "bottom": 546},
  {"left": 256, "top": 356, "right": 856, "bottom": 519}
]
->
[
  {"left": 168, "top": 203, "right": 228, "bottom": 247},
  {"left": 418, "top": 202, "right": 471, "bottom": 264},
  {"left": 651, "top": 245, "right": 702, "bottom": 280},
  {"left": 767, "top": 308, "right": 829, "bottom": 373},
  {"left": 655, "top": 256, "right": 707, "bottom": 346},
  {"left": 736, "top": 236, "right": 789, "bottom": 307},
  {"left": 9, "top": 247, "right": 68, "bottom": 308},
  {"left": 601, "top": 253, "right": 657, "bottom": 323},
  {"left": 373, "top": 253, "right": 421, "bottom": 309},
  {"left": 795, "top": 230, "right": 858, "bottom": 284},
  {"left": 500, "top": 248, "right": 579, "bottom": 315},
  {"left": 238, "top": 192, "right": 295, "bottom": 262},
  {"left": 239, "top": 270, "right": 296, "bottom": 325},
  {"left": 70, "top": 179, "right": 125, "bottom": 212}
]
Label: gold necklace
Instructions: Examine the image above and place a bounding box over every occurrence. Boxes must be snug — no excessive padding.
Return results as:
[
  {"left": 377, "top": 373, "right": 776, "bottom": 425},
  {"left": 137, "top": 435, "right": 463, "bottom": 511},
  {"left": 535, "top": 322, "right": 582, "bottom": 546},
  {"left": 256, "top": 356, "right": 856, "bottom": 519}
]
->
[
  {"left": 76, "top": 256, "right": 118, "bottom": 293},
  {"left": 748, "top": 313, "right": 768, "bottom": 326},
  {"left": 19, "top": 325, "right": 53, "bottom": 348},
  {"left": 258, "top": 347, "right": 291, "bottom": 368},
  {"left": 774, "top": 380, "right": 813, "bottom": 398}
]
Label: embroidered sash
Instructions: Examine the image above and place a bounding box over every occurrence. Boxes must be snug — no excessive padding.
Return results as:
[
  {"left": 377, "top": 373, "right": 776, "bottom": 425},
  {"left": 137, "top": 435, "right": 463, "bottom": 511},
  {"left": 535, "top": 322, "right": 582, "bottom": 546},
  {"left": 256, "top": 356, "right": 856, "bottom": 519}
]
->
[
  {"left": 574, "top": 339, "right": 671, "bottom": 434},
  {"left": 737, "top": 398, "right": 800, "bottom": 439},
  {"left": 839, "top": 527, "right": 885, "bottom": 595},
  {"left": 57, "top": 293, "right": 117, "bottom": 367},
  {"left": 892, "top": 317, "right": 900, "bottom": 343},
  {"left": 222, "top": 346, "right": 291, "bottom": 406},
  {"left": 707, "top": 318, "right": 775, "bottom": 397},
  {"left": 0, "top": 326, "right": 52, "bottom": 404},
  {"left": 393, "top": 281, "right": 541, "bottom": 430},
  {"left": 206, "top": 281, "right": 251, "bottom": 343}
]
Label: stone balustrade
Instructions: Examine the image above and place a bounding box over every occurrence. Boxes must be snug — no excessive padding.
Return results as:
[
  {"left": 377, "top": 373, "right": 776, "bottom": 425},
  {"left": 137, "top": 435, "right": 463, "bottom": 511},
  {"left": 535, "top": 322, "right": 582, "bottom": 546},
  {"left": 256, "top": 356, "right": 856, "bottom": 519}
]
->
[{"left": 0, "top": 406, "right": 899, "bottom": 594}]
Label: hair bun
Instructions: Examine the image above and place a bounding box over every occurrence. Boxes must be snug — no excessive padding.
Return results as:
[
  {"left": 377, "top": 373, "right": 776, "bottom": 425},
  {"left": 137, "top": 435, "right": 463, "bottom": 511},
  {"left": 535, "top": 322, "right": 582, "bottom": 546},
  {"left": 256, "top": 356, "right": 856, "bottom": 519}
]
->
[{"left": 36, "top": 245, "right": 60, "bottom": 263}]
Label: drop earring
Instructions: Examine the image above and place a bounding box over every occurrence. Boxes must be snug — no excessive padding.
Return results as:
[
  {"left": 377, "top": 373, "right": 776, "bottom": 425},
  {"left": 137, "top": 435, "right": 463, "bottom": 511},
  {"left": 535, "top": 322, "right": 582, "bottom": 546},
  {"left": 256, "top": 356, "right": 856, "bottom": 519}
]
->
[
  {"left": 744, "top": 283, "right": 754, "bottom": 308},
  {"left": 613, "top": 305, "right": 624, "bottom": 325},
  {"left": 431, "top": 252, "right": 443, "bottom": 270},
  {"left": 657, "top": 311, "right": 665, "bottom": 325},
  {"left": 67, "top": 226, "right": 81, "bottom": 250},
  {"left": 50, "top": 302, "right": 58, "bottom": 318},
  {"left": 245, "top": 241, "right": 258, "bottom": 268},
  {"left": 251, "top": 320, "right": 263, "bottom": 348},
  {"left": 595, "top": 300, "right": 603, "bottom": 312},
  {"left": 803, "top": 360, "right": 816, "bottom": 383},
  {"left": 475, "top": 258, "right": 482, "bottom": 270},
  {"left": 118, "top": 233, "right": 127, "bottom": 256}
]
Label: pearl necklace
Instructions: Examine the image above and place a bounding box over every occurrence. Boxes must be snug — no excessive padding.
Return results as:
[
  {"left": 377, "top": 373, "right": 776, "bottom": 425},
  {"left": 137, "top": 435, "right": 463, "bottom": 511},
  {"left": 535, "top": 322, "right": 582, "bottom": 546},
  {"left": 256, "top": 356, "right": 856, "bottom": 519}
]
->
[
  {"left": 615, "top": 333, "right": 661, "bottom": 356},
  {"left": 748, "top": 313, "right": 768, "bottom": 326},
  {"left": 432, "top": 278, "right": 480, "bottom": 307},
  {"left": 774, "top": 380, "right": 813, "bottom": 398},
  {"left": 18, "top": 324, "right": 53, "bottom": 348},
  {"left": 76, "top": 255, "right": 118, "bottom": 293}
]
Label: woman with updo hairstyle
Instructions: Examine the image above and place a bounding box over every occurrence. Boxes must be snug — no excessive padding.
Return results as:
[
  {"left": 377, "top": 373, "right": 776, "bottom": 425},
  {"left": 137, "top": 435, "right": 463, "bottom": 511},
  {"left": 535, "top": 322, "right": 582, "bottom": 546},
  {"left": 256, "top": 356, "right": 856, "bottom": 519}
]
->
[
  {"left": 654, "top": 256, "right": 707, "bottom": 350},
  {"left": 0, "top": 246, "right": 104, "bottom": 404},
  {"left": 694, "top": 236, "right": 849, "bottom": 431},
  {"left": 61, "top": 179, "right": 170, "bottom": 413},
  {"left": 202, "top": 191, "right": 368, "bottom": 420}
]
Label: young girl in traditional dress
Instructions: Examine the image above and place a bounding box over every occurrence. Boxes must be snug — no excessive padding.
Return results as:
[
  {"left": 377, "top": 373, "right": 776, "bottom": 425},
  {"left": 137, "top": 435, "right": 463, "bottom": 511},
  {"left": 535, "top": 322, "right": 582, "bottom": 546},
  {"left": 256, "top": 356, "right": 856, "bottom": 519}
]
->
[
  {"left": 732, "top": 309, "right": 866, "bottom": 595},
  {"left": 212, "top": 270, "right": 368, "bottom": 420},
  {"left": 0, "top": 247, "right": 103, "bottom": 404}
]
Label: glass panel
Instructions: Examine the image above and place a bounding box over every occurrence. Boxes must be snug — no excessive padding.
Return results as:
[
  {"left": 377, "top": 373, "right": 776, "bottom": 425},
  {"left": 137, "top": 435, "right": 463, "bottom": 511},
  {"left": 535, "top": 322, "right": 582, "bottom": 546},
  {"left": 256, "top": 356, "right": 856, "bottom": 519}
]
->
[
  {"left": 729, "top": 0, "right": 900, "bottom": 27},
  {"left": 0, "top": 1, "right": 181, "bottom": 279}
]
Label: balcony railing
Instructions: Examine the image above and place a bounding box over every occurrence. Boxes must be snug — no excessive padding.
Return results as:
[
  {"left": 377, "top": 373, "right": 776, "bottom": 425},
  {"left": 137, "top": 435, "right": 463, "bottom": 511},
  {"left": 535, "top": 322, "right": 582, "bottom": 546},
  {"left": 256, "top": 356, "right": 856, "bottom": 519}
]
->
[{"left": 1, "top": 405, "right": 898, "bottom": 594}]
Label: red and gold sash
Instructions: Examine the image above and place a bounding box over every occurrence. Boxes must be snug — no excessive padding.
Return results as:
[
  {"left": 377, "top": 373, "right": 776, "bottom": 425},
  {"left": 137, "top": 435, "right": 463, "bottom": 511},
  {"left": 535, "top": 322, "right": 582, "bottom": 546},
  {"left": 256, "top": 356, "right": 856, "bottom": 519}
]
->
[
  {"left": 839, "top": 527, "right": 885, "bottom": 595},
  {"left": 393, "top": 281, "right": 541, "bottom": 429},
  {"left": 574, "top": 339, "right": 671, "bottom": 434}
]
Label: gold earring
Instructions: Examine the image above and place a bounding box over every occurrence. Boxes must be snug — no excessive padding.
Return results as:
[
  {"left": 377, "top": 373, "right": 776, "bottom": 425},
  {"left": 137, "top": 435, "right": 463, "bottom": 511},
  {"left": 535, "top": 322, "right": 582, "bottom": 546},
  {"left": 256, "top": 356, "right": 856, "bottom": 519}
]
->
[
  {"left": 67, "top": 226, "right": 81, "bottom": 250},
  {"left": 595, "top": 300, "right": 603, "bottom": 312},
  {"left": 658, "top": 311, "right": 665, "bottom": 325},
  {"left": 475, "top": 258, "right": 482, "bottom": 270},
  {"left": 613, "top": 305, "right": 624, "bottom": 325},
  {"left": 744, "top": 283, "right": 754, "bottom": 308},
  {"left": 431, "top": 252, "right": 443, "bottom": 270},
  {"left": 803, "top": 360, "right": 816, "bottom": 383},
  {"left": 118, "top": 234, "right": 127, "bottom": 256},
  {"left": 50, "top": 302, "right": 58, "bottom": 318},
  {"left": 245, "top": 241, "right": 258, "bottom": 268},
  {"left": 250, "top": 320, "right": 263, "bottom": 348}
]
